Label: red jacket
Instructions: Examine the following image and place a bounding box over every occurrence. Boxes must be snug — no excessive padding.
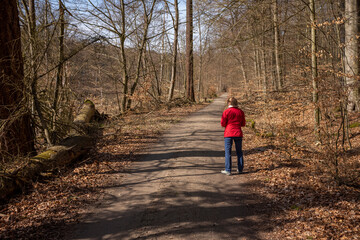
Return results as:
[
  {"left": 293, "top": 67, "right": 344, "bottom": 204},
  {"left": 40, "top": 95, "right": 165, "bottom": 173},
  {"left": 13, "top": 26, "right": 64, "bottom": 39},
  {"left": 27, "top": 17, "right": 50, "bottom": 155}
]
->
[{"left": 221, "top": 106, "right": 246, "bottom": 137}]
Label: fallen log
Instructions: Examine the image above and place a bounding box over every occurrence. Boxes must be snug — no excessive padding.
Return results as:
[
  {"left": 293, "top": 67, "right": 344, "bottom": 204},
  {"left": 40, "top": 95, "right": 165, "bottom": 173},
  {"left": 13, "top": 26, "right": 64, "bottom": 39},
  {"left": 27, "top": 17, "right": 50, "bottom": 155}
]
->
[
  {"left": 73, "top": 100, "right": 96, "bottom": 124},
  {"left": 0, "top": 100, "right": 97, "bottom": 201}
]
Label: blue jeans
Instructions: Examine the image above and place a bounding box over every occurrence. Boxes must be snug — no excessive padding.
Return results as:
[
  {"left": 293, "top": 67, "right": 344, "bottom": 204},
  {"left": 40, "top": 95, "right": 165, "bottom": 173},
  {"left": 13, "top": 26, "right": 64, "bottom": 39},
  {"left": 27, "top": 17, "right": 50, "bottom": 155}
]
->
[{"left": 224, "top": 137, "right": 244, "bottom": 172}]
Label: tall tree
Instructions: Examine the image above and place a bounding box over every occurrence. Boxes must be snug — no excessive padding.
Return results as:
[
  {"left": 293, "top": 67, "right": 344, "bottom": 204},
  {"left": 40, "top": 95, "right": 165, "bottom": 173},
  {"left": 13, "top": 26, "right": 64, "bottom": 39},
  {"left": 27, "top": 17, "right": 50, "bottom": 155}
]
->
[
  {"left": 22, "top": 0, "right": 52, "bottom": 145},
  {"left": 126, "top": 0, "right": 157, "bottom": 109},
  {"left": 167, "top": 0, "right": 180, "bottom": 102},
  {"left": 310, "top": 0, "right": 320, "bottom": 137},
  {"left": 273, "top": 0, "right": 282, "bottom": 91},
  {"left": 186, "top": 0, "right": 195, "bottom": 101},
  {"left": 0, "top": 0, "right": 34, "bottom": 157},
  {"left": 260, "top": 6, "right": 268, "bottom": 94},
  {"left": 119, "top": 0, "right": 129, "bottom": 113},
  {"left": 52, "top": 0, "right": 65, "bottom": 139},
  {"left": 344, "top": 0, "right": 359, "bottom": 111}
]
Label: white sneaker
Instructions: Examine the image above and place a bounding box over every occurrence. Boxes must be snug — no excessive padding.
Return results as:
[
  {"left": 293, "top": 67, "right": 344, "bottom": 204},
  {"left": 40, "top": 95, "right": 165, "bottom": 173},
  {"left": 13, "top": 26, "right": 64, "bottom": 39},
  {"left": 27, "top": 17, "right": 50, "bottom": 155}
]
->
[{"left": 221, "top": 170, "right": 231, "bottom": 176}]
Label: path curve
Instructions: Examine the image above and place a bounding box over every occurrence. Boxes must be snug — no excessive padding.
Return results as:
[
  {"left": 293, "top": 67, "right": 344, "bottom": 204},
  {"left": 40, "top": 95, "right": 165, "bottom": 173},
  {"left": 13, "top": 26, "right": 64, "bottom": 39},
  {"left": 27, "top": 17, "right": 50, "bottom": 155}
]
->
[{"left": 70, "top": 94, "right": 270, "bottom": 240}]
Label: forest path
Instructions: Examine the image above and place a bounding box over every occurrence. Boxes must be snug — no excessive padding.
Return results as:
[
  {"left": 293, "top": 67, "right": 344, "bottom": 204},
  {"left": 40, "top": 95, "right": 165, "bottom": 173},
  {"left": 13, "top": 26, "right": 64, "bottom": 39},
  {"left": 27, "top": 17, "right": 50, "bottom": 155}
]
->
[{"left": 70, "top": 93, "right": 272, "bottom": 240}]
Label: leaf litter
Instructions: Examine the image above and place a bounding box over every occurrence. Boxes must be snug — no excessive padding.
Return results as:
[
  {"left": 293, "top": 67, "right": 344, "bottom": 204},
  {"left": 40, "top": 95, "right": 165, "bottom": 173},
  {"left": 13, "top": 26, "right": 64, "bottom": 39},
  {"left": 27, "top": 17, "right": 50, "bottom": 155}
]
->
[
  {"left": 0, "top": 102, "right": 207, "bottom": 240},
  {"left": 238, "top": 89, "right": 360, "bottom": 240},
  {"left": 1, "top": 92, "right": 359, "bottom": 239}
]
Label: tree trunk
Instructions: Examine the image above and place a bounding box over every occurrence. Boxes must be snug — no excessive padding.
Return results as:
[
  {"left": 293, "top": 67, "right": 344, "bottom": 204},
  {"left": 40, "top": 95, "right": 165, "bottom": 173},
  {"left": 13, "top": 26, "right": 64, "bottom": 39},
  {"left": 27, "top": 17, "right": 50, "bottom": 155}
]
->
[
  {"left": 186, "top": 0, "right": 195, "bottom": 101},
  {"left": 51, "top": 0, "right": 65, "bottom": 142},
  {"left": 120, "top": 0, "right": 129, "bottom": 113},
  {"left": 310, "top": 0, "right": 320, "bottom": 137},
  {"left": 197, "top": 11, "right": 203, "bottom": 100},
  {"left": 260, "top": 22, "right": 267, "bottom": 94},
  {"left": 236, "top": 46, "right": 248, "bottom": 85},
  {"left": 253, "top": 47, "right": 259, "bottom": 87},
  {"left": 0, "top": 0, "right": 34, "bottom": 157},
  {"left": 168, "top": 0, "right": 179, "bottom": 102},
  {"left": 159, "top": 8, "right": 166, "bottom": 97},
  {"left": 261, "top": 48, "right": 267, "bottom": 94},
  {"left": 280, "top": 0, "right": 288, "bottom": 87},
  {"left": 344, "top": 0, "right": 360, "bottom": 111},
  {"left": 273, "top": 0, "right": 283, "bottom": 91}
]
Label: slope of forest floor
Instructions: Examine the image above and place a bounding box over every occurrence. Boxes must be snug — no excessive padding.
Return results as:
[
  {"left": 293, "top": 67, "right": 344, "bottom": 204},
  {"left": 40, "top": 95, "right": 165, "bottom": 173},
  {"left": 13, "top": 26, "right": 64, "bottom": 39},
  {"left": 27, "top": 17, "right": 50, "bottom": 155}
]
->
[
  {"left": 0, "top": 100, "right": 210, "bottom": 239},
  {"left": 238, "top": 89, "right": 360, "bottom": 240}
]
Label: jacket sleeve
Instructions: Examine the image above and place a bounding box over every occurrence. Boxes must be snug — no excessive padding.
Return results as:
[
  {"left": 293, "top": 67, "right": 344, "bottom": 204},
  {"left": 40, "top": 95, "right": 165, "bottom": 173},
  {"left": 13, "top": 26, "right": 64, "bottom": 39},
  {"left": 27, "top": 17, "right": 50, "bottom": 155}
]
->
[{"left": 221, "top": 111, "right": 227, "bottom": 127}]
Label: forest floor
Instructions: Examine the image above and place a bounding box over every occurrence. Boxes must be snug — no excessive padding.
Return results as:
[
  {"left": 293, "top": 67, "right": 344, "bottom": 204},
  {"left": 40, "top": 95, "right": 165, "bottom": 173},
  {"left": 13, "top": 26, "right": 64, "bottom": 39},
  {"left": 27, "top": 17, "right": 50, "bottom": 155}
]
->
[
  {"left": 0, "top": 98, "right": 210, "bottom": 239},
  {"left": 0, "top": 92, "right": 359, "bottom": 239},
  {"left": 235, "top": 89, "right": 360, "bottom": 239}
]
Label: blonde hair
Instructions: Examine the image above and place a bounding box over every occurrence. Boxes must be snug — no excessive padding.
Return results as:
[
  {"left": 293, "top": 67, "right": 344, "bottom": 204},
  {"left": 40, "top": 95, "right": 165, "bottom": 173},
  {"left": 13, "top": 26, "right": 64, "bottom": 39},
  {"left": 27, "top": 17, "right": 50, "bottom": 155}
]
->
[{"left": 227, "top": 97, "right": 238, "bottom": 106}]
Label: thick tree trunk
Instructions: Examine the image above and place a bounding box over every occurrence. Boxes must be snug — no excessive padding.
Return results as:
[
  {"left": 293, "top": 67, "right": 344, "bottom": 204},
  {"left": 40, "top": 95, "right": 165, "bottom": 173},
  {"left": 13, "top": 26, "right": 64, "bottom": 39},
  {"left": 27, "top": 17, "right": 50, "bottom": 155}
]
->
[
  {"left": 186, "top": 0, "right": 195, "bottom": 101},
  {"left": 344, "top": 0, "right": 360, "bottom": 111},
  {"left": 0, "top": 0, "right": 34, "bottom": 157}
]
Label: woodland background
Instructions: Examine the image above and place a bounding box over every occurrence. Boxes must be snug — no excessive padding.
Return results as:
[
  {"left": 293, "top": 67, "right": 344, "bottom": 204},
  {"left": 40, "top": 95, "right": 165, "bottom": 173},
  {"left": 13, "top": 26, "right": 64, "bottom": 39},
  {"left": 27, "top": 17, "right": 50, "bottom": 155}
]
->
[{"left": 0, "top": 0, "right": 360, "bottom": 239}]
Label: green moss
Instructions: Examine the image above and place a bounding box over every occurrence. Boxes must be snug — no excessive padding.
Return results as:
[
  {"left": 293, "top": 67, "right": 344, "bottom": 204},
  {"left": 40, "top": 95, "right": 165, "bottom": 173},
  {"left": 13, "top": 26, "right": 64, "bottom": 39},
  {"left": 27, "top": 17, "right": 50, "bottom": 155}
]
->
[
  {"left": 262, "top": 132, "right": 275, "bottom": 138},
  {"left": 290, "top": 205, "right": 302, "bottom": 211},
  {"left": 349, "top": 122, "right": 360, "bottom": 128},
  {"left": 84, "top": 99, "right": 95, "bottom": 107},
  {"left": 32, "top": 150, "right": 56, "bottom": 161},
  {"left": 246, "top": 119, "right": 256, "bottom": 129}
]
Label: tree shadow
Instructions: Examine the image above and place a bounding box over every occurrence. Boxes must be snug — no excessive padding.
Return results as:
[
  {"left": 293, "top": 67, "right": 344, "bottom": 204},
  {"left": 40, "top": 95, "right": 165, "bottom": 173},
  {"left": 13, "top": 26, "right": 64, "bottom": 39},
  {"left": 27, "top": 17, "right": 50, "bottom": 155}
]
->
[
  {"left": 66, "top": 181, "right": 274, "bottom": 240},
  {"left": 344, "top": 146, "right": 360, "bottom": 157},
  {"left": 91, "top": 144, "right": 283, "bottom": 177}
]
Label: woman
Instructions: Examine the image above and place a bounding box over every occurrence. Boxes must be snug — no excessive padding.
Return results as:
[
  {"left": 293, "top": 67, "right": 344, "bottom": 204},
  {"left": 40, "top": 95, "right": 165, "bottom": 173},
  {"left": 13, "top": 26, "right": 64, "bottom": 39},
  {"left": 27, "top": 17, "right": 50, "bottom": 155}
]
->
[{"left": 220, "top": 97, "right": 246, "bottom": 175}]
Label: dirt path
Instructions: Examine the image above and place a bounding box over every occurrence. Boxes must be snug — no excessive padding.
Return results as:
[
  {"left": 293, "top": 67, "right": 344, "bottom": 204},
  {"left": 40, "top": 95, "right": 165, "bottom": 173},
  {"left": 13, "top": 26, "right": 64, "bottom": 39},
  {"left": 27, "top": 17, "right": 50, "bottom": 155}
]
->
[{"left": 69, "top": 94, "right": 272, "bottom": 240}]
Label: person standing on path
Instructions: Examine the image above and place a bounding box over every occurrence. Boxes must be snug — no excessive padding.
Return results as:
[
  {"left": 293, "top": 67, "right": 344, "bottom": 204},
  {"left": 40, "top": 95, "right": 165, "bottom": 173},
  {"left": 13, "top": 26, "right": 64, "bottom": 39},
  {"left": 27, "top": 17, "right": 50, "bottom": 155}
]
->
[{"left": 220, "top": 97, "right": 246, "bottom": 175}]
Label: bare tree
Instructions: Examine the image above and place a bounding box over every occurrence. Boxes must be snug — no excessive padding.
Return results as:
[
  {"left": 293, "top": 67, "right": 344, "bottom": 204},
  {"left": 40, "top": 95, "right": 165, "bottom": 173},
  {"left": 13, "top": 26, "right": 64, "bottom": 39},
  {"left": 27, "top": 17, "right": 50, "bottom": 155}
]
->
[
  {"left": 52, "top": 0, "right": 66, "bottom": 136},
  {"left": 344, "top": 0, "right": 359, "bottom": 111},
  {"left": 273, "top": 0, "right": 282, "bottom": 91},
  {"left": 310, "top": 0, "right": 320, "bottom": 137},
  {"left": 126, "top": 0, "right": 157, "bottom": 109},
  {"left": 21, "top": 0, "right": 53, "bottom": 145},
  {"left": 186, "top": 0, "right": 195, "bottom": 101},
  {"left": 167, "top": 0, "right": 179, "bottom": 102}
]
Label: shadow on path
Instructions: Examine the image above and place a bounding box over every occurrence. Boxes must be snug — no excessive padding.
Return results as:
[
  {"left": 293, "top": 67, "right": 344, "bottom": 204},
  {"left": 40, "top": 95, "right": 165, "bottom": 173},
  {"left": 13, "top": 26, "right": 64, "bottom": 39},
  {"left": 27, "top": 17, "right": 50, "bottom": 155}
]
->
[{"left": 67, "top": 93, "right": 277, "bottom": 239}]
